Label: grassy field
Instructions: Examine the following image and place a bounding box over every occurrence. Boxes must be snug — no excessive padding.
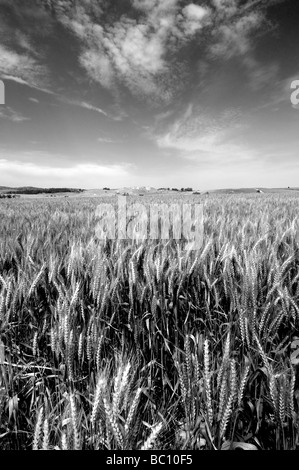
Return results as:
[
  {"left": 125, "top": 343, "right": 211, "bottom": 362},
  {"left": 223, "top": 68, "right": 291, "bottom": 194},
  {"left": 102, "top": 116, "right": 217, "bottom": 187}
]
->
[{"left": 0, "top": 192, "right": 299, "bottom": 450}]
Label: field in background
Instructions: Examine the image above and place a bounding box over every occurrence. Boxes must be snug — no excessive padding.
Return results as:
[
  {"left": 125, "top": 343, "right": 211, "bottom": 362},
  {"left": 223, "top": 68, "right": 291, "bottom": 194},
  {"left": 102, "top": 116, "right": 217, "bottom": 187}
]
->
[{"left": 0, "top": 192, "right": 299, "bottom": 450}]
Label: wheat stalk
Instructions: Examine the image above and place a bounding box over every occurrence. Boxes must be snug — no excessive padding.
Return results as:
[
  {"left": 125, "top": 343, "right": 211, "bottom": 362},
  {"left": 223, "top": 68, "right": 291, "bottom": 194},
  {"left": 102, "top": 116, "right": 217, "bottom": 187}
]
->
[
  {"left": 140, "top": 422, "right": 163, "bottom": 450},
  {"left": 33, "top": 406, "right": 44, "bottom": 450}
]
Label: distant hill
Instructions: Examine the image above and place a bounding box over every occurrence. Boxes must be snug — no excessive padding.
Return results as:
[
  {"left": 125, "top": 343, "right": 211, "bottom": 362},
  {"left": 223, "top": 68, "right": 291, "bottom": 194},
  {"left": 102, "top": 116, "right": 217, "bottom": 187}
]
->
[
  {"left": 1, "top": 186, "right": 298, "bottom": 197},
  {"left": 0, "top": 186, "right": 84, "bottom": 195},
  {"left": 207, "top": 188, "right": 299, "bottom": 194}
]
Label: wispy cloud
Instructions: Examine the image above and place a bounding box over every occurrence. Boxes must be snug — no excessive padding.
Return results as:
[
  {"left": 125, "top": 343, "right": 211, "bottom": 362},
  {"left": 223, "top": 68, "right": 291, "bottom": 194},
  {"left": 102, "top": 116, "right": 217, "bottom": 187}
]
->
[
  {"left": 155, "top": 103, "right": 253, "bottom": 166},
  {"left": 2, "top": 74, "right": 54, "bottom": 95},
  {"left": 28, "top": 97, "right": 39, "bottom": 103},
  {"left": 0, "top": 45, "right": 49, "bottom": 90},
  {"left": 208, "top": 0, "right": 267, "bottom": 60},
  {"left": 0, "top": 106, "right": 30, "bottom": 122},
  {"left": 209, "top": 13, "right": 263, "bottom": 59},
  {"left": 61, "top": 98, "right": 108, "bottom": 116},
  {"left": 242, "top": 57, "right": 279, "bottom": 91},
  {"left": 97, "top": 136, "right": 124, "bottom": 144},
  {"left": 79, "top": 101, "right": 108, "bottom": 116}
]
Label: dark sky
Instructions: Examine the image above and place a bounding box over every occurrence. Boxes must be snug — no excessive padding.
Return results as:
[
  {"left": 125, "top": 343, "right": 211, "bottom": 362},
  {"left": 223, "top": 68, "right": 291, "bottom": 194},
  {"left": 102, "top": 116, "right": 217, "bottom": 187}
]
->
[{"left": 0, "top": 0, "right": 298, "bottom": 189}]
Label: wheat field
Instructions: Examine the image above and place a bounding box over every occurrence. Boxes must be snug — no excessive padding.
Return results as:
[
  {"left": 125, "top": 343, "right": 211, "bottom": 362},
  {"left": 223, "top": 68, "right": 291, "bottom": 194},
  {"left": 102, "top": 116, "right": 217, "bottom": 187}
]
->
[{"left": 0, "top": 192, "right": 298, "bottom": 450}]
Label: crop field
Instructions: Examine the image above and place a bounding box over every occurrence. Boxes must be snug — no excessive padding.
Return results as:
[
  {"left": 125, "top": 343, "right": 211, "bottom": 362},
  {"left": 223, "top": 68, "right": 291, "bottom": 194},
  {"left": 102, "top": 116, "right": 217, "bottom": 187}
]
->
[{"left": 0, "top": 192, "right": 299, "bottom": 450}]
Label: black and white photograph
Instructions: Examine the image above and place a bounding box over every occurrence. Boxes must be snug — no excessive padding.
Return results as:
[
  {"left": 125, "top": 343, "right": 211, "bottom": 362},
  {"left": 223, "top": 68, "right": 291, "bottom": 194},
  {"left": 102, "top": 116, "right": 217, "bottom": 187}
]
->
[{"left": 0, "top": 0, "right": 299, "bottom": 453}]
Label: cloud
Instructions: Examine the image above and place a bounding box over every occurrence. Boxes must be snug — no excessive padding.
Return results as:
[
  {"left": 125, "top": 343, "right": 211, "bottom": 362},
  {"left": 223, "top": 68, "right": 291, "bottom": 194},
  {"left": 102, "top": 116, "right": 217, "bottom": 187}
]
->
[
  {"left": 56, "top": 1, "right": 211, "bottom": 105},
  {"left": 57, "top": 95, "right": 108, "bottom": 116},
  {"left": 29, "top": 97, "right": 39, "bottom": 103},
  {"left": 0, "top": 159, "right": 128, "bottom": 177},
  {"left": 0, "top": 45, "right": 49, "bottom": 90},
  {"left": 0, "top": 106, "right": 30, "bottom": 122},
  {"left": 181, "top": 3, "right": 209, "bottom": 35},
  {"left": 56, "top": 0, "right": 275, "bottom": 110},
  {"left": 79, "top": 51, "right": 114, "bottom": 90},
  {"left": 0, "top": 0, "right": 280, "bottom": 112},
  {"left": 0, "top": 157, "right": 131, "bottom": 188},
  {"left": 1, "top": 75, "right": 29, "bottom": 86},
  {"left": 132, "top": 0, "right": 179, "bottom": 13},
  {"left": 208, "top": 0, "right": 286, "bottom": 62},
  {"left": 155, "top": 104, "right": 253, "bottom": 165},
  {"left": 79, "top": 101, "right": 108, "bottom": 116},
  {"left": 209, "top": 10, "right": 264, "bottom": 58},
  {"left": 212, "top": 0, "right": 238, "bottom": 18},
  {"left": 82, "top": 18, "right": 172, "bottom": 103},
  {"left": 3, "top": 75, "right": 108, "bottom": 116},
  {"left": 242, "top": 56, "right": 279, "bottom": 91},
  {"left": 183, "top": 3, "right": 208, "bottom": 21},
  {"left": 0, "top": 0, "right": 273, "bottom": 110},
  {"left": 2, "top": 74, "right": 54, "bottom": 95},
  {"left": 97, "top": 136, "right": 124, "bottom": 143},
  {"left": 97, "top": 137, "right": 115, "bottom": 143}
]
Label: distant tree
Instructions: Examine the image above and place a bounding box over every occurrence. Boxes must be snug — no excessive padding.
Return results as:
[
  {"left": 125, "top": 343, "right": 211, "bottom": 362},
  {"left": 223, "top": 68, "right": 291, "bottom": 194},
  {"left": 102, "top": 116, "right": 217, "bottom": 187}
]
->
[
  {"left": 4, "top": 187, "right": 84, "bottom": 195},
  {"left": 0, "top": 194, "right": 16, "bottom": 199}
]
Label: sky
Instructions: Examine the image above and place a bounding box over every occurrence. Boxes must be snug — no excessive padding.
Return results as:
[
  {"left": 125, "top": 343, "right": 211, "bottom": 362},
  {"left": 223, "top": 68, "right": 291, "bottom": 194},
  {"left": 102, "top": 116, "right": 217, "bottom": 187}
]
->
[{"left": 0, "top": 0, "right": 299, "bottom": 190}]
